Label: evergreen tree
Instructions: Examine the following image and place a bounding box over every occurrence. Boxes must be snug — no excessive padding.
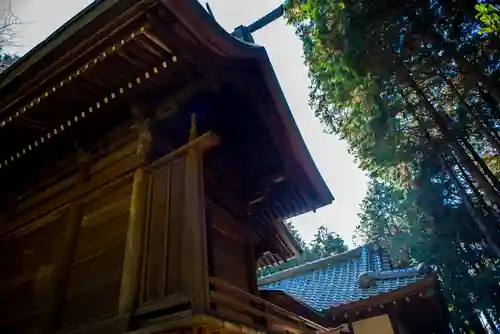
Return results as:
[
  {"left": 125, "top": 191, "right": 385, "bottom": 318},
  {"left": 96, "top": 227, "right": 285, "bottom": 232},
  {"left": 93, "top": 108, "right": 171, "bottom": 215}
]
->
[
  {"left": 258, "top": 223, "right": 348, "bottom": 277},
  {"left": 284, "top": 0, "right": 500, "bottom": 330},
  {"left": 310, "top": 226, "right": 348, "bottom": 259}
]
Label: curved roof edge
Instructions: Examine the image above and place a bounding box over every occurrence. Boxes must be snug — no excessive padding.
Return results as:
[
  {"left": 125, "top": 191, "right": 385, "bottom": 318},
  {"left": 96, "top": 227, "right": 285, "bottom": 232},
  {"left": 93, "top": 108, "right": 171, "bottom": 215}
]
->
[
  {"left": 0, "top": 0, "right": 333, "bottom": 209},
  {"left": 166, "top": 0, "right": 333, "bottom": 208},
  {"left": 0, "top": 0, "right": 131, "bottom": 89}
]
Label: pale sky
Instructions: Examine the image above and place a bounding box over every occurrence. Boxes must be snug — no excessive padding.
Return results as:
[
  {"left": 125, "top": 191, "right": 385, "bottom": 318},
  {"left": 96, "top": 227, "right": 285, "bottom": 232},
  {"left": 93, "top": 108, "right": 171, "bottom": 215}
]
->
[{"left": 7, "top": 0, "right": 368, "bottom": 247}]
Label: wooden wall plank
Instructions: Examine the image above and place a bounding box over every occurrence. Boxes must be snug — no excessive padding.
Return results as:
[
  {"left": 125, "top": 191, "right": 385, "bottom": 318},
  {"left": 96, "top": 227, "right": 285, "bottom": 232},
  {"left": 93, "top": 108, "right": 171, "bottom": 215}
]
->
[
  {"left": 46, "top": 204, "right": 84, "bottom": 330},
  {"left": 143, "top": 166, "right": 171, "bottom": 303},
  {"left": 210, "top": 225, "right": 249, "bottom": 292},
  {"left": 119, "top": 167, "right": 151, "bottom": 314},
  {"left": 61, "top": 180, "right": 132, "bottom": 328},
  {"left": 0, "top": 207, "right": 68, "bottom": 329},
  {"left": 183, "top": 150, "right": 206, "bottom": 313},
  {"left": 0, "top": 140, "right": 139, "bottom": 236},
  {"left": 207, "top": 202, "right": 253, "bottom": 293},
  {"left": 165, "top": 159, "right": 186, "bottom": 295}
]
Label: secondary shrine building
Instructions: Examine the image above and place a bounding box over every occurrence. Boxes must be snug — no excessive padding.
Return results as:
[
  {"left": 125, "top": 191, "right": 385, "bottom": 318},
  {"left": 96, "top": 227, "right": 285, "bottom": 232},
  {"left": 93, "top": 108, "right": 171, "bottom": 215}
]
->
[
  {"left": 0, "top": 0, "right": 333, "bottom": 334},
  {"left": 259, "top": 243, "right": 451, "bottom": 334}
]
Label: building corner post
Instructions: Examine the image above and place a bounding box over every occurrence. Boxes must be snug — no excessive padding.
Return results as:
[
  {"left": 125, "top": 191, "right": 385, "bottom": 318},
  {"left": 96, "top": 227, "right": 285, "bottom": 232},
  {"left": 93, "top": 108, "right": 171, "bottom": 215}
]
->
[{"left": 119, "top": 121, "right": 152, "bottom": 315}]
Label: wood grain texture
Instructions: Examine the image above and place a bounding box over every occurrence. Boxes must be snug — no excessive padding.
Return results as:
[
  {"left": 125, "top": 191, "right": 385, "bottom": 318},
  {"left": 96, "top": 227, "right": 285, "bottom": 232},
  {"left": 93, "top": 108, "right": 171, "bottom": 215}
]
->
[
  {"left": 60, "top": 178, "right": 133, "bottom": 328},
  {"left": 182, "top": 148, "right": 209, "bottom": 314},
  {"left": 0, "top": 207, "right": 68, "bottom": 330},
  {"left": 119, "top": 167, "right": 150, "bottom": 315}
]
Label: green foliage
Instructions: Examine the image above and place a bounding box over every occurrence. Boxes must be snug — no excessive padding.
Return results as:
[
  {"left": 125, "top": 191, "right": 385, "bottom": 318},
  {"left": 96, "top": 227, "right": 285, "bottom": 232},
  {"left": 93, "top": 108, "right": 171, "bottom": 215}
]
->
[
  {"left": 0, "top": 53, "right": 19, "bottom": 73},
  {"left": 258, "top": 222, "right": 348, "bottom": 277},
  {"left": 310, "top": 226, "right": 348, "bottom": 258},
  {"left": 285, "top": 0, "right": 500, "bottom": 330},
  {"left": 475, "top": 4, "right": 500, "bottom": 35}
]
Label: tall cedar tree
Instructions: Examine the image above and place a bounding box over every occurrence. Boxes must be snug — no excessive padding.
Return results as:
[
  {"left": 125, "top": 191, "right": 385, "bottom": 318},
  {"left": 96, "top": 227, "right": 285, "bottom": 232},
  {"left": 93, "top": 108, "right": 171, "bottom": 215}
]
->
[{"left": 285, "top": 0, "right": 500, "bottom": 331}]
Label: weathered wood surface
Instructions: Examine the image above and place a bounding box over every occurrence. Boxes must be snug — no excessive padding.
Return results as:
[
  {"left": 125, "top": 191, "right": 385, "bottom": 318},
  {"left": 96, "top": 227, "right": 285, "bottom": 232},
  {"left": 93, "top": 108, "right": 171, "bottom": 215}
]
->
[
  {"left": 0, "top": 207, "right": 69, "bottom": 332},
  {"left": 119, "top": 124, "right": 152, "bottom": 315},
  {"left": 61, "top": 176, "right": 133, "bottom": 328},
  {"left": 142, "top": 159, "right": 186, "bottom": 304},
  {"left": 0, "top": 133, "right": 140, "bottom": 332},
  {"left": 141, "top": 131, "right": 218, "bottom": 314},
  {"left": 0, "top": 139, "right": 141, "bottom": 237},
  {"left": 209, "top": 277, "right": 327, "bottom": 334},
  {"left": 0, "top": 122, "right": 323, "bottom": 334},
  {"left": 182, "top": 140, "right": 209, "bottom": 313}
]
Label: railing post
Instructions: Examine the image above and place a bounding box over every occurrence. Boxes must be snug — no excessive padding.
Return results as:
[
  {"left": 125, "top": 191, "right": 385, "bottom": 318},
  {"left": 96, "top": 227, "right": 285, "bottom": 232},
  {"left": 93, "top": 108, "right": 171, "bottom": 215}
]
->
[{"left": 182, "top": 114, "right": 210, "bottom": 314}]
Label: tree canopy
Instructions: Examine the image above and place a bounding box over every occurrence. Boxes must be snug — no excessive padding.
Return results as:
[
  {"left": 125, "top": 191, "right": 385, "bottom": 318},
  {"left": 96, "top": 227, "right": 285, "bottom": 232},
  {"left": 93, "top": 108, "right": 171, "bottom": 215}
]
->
[
  {"left": 0, "top": 0, "right": 20, "bottom": 73},
  {"left": 284, "top": 0, "right": 500, "bottom": 331}
]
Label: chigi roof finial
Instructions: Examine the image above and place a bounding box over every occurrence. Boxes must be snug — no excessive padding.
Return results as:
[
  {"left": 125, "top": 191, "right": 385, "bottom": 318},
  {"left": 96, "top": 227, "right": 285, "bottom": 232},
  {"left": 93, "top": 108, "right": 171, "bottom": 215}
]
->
[
  {"left": 231, "top": 0, "right": 307, "bottom": 43},
  {"left": 205, "top": 2, "right": 215, "bottom": 19}
]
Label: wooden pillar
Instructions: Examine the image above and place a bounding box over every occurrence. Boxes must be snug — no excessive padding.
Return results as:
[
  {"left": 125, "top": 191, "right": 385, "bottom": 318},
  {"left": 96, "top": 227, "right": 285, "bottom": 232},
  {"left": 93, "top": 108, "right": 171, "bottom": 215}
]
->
[
  {"left": 44, "top": 204, "right": 83, "bottom": 332},
  {"left": 182, "top": 114, "right": 210, "bottom": 314},
  {"left": 245, "top": 242, "right": 258, "bottom": 295},
  {"left": 44, "top": 151, "right": 88, "bottom": 331},
  {"left": 389, "top": 312, "right": 408, "bottom": 334},
  {"left": 119, "top": 122, "right": 152, "bottom": 315}
]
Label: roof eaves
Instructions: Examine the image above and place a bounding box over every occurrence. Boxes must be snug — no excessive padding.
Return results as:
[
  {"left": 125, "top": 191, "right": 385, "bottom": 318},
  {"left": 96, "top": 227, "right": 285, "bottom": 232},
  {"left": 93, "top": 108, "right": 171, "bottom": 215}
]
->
[
  {"left": 0, "top": 0, "right": 116, "bottom": 89},
  {"left": 166, "top": 0, "right": 334, "bottom": 209},
  {"left": 323, "top": 276, "right": 436, "bottom": 315}
]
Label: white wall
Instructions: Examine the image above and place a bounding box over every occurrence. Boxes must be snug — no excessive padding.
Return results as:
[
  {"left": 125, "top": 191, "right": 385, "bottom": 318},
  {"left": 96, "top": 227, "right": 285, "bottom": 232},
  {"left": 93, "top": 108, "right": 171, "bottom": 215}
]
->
[{"left": 353, "top": 315, "right": 395, "bottom": 334}]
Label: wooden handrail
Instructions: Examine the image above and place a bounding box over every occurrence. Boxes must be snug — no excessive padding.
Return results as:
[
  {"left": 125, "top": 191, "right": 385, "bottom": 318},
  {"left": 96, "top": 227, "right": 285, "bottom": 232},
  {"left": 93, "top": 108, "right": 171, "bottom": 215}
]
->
[
  {"left": 209, "top": 277, "right": 327, "bottom": 332},
  {"left": 210, "top": 290, "right": 303, "bottom": 333}
]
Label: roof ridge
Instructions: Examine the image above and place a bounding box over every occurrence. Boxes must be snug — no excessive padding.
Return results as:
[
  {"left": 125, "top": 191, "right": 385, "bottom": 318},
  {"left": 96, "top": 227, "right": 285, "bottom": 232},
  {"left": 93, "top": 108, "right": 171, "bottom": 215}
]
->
[
  {"left": 258, "top": 245, "right": 366, "bottom": 286},
  {"left": 358, "top": 262, "right": 433, "bottom": 288}
]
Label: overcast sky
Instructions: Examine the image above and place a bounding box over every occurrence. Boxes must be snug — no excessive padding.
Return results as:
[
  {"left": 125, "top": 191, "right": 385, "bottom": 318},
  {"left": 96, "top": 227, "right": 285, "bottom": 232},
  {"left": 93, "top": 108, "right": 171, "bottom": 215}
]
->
[{"left": 7, "top": 0, "right": 368, "bottom": 247}]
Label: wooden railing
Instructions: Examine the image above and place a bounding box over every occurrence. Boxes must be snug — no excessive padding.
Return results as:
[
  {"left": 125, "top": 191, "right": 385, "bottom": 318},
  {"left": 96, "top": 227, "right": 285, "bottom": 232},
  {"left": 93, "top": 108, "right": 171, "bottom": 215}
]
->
[{"left": 209, "top": 277, "right": 327, "bottom": 334}]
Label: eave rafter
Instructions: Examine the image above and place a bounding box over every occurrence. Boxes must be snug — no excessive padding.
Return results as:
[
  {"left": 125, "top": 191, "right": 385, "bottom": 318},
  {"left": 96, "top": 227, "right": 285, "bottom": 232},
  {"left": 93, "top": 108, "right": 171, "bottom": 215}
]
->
[
  {"left": 0, "top": 52, "right": 179, "bottom": 170},
  {"left": 0, "top": 25, "right": 148, "bottom": 130}
]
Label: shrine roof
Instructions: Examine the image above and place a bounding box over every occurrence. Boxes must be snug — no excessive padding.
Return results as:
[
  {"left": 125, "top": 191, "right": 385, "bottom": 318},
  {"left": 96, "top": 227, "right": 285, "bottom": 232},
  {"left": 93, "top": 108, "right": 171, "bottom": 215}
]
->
[
  {"left": 258, "top": 243, "right": 431, "bottom": 312},
  {"left": 0, "top": 0, "right": 333, "bottom": 211},
  {"left": 0, "top": 0, "right": 333, "bottom": 267}
]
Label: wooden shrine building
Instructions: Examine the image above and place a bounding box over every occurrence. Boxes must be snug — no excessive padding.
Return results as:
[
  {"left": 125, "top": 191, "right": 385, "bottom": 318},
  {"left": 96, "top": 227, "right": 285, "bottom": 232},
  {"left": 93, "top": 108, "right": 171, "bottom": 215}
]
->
[
  {"left": 0, "top": 1, "right": 334, "bottom": 333},
  {"left": 259, "top": 243, "right": 451, "bottom": 334}
]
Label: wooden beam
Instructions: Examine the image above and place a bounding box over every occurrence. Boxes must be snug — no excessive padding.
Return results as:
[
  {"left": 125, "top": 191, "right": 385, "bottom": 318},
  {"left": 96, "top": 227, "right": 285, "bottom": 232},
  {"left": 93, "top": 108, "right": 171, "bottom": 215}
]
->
[
  {"left": 119, "top": 123, "right": 152, "bottom": 315},
  {"left": 150, "top": 70, "right": 244, "bottom": 123},
  {"left": 45, "top": 204, "right": 83, "bottom": 331},
  {"left": 150, "top": 132, "right": 219, "bottom": 171},
  {"left": 0, "top": 1, "right": 147, "bottom": 115},
  {"left": 181, "top": 116, "right": 215, "bottom": 314},
  {"left": 142, "top": 31, "right": 173, "bottom": 54}
]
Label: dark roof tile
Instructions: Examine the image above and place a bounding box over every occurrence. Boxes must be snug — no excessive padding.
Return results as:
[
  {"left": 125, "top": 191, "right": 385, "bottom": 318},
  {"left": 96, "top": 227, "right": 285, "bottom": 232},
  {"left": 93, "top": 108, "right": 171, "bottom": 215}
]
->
[{"left": 259, "top": 244, "right": 426, "bottom": 312}]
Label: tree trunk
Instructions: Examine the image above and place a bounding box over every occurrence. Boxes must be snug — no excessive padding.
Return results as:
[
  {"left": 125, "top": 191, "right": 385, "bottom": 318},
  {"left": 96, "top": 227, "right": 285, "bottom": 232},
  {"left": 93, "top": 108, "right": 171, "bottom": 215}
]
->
[
  {"left": 442, "top": 74, "right": 500, "bottom": 154},
  {"left": 460, "top": 138, "right": 500, "bottom": 195},
  {"left": 401, "top": 87, "right": 500, "bottom": 256},
  {"left": 484, "top": 310, "right": 499, "bottom": 334},
  {"left": 453, "top": 151, "right": 499, "bottom": 216},
  {"left": 478, "top": 85, "right": 500, "bottom": 120},
  {"left": 443, "top": 44, "right": 500, "bottom": 106},
  {"left": 438, "top": 151, "right": 500, "bottom": 258},
  {"left": 404, "top": 71, "right": 500, "bottom": 205},
  {"left": 466, "top": 312, "right": 488, "bottom": 334},
  {"left": 405, "top": 71, "right": 500, "bottom": 201}
]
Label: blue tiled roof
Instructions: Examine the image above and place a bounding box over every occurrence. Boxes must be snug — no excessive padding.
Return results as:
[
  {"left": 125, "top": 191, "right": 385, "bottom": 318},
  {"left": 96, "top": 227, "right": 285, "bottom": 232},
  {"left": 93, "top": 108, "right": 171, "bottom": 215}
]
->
[{"left": 258, "top": 244, "right": 427, "bottom": 312}]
